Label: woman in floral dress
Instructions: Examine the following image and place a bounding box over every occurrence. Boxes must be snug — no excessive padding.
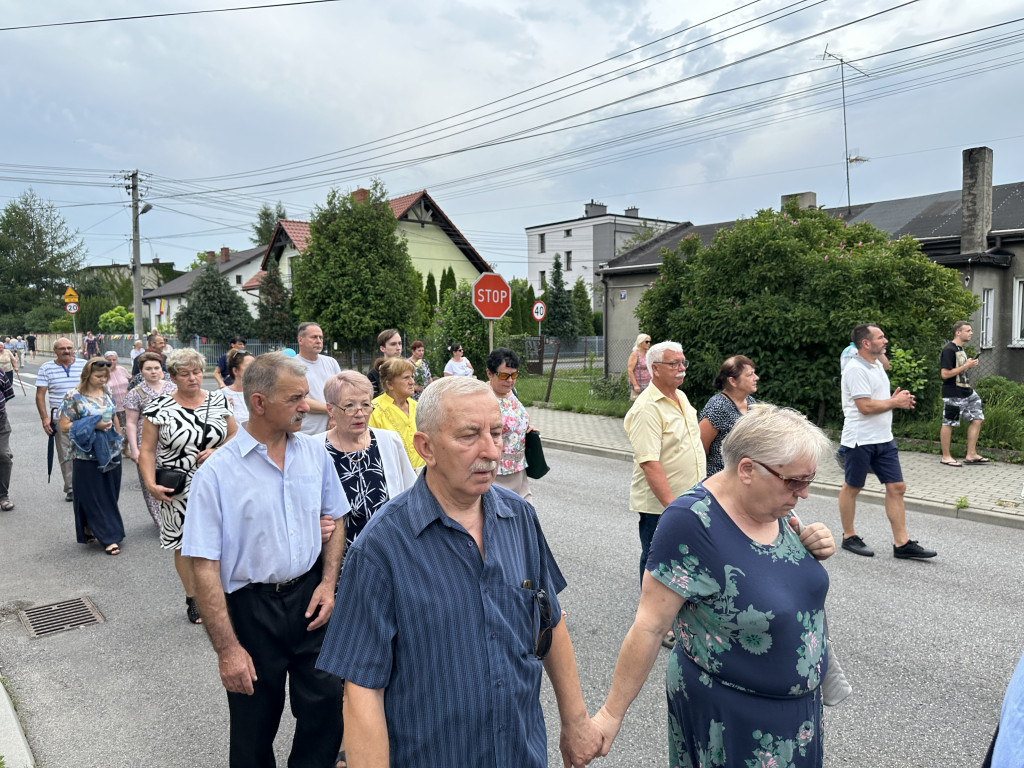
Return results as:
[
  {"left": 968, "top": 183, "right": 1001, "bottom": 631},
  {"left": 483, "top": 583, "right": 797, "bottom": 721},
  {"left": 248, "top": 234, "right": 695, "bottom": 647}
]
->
[
  {"left": 124, "top": 352, "right": 176, "bottom": 525},
  {"left": 485, "top": 347, "right": 534, "bottom": 503},
  {"left": 594, "top": 404, "right": 837, "bottom": 768}
]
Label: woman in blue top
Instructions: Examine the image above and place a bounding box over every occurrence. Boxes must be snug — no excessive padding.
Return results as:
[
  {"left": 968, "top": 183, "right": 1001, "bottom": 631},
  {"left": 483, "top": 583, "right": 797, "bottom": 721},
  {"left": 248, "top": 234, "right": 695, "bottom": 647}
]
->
[
  {"left": 594, "top": 403, "right": 836, "bottom": 768},
  {"left": 59, "top": 357, "right": 126, "bottom": 556},
  {"left": 699, "top": 355, "right": 758, "bottom": 477}
]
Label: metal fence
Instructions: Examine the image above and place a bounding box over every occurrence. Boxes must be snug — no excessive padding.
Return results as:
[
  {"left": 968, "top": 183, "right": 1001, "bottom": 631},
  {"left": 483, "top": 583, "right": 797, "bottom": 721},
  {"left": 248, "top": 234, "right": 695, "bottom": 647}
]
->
[{"left": 513, "top": 335, "right": 633, "bottom": 410}]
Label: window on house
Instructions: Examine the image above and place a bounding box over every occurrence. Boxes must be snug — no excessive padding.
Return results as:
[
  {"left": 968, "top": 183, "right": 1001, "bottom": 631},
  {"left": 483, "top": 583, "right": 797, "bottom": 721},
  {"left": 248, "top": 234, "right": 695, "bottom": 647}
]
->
[
  {"left": 538, "top": 233, "right": 546, "bottom": 253},
  {"left": 565, "top": 251, "right": 572, "bottom": 271},
  {"left": 539, "top": 271, "right": 546, "bottom": 289},
  {"left": 1014, "top": 279, "right": 1024, "bottom": 344},
  {"left": 235, "top": 274, "right": 242, "bottom": 285},
  {"left": 564, "top": 229, "right": 572, "bottom": 237},
  {"left": 980, "top": 288, "right": 993, "bottom": 347}
]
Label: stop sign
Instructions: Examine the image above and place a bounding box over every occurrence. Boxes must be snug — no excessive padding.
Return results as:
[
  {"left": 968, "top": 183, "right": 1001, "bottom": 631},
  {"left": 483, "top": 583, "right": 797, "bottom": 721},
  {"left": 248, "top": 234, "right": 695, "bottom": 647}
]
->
[{"left": 472, "top": 273, "right": 511, "bottom": 320}]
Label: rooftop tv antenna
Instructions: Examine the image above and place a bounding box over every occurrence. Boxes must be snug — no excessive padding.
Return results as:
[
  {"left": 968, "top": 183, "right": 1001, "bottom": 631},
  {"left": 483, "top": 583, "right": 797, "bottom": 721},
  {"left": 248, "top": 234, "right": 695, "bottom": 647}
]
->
[{"left": 822, "top": 45, "right": 869, "bottom": 215}]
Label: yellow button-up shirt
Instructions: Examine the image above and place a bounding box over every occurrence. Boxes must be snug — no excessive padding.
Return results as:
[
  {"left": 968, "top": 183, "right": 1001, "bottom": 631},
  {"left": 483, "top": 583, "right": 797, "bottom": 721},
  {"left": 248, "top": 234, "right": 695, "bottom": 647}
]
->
[
  {"left": 623, "top": 384, "right": 705, "bottom": 516},
  {"left": 368, "top": 393, "right": 425, "bottom": 469}
]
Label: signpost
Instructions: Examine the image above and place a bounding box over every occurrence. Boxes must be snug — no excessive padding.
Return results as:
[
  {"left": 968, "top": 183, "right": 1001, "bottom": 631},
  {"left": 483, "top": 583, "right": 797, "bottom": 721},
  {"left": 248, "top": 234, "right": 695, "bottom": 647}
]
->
[
  {"left": 63, "top": 287, "right": 79, "bottom": 346},
  {"left": 472, "top": 273, "right": 512, "bottom": 351},
  {"left": 531, "top": 300, "right": 546, "bottom": 334}
]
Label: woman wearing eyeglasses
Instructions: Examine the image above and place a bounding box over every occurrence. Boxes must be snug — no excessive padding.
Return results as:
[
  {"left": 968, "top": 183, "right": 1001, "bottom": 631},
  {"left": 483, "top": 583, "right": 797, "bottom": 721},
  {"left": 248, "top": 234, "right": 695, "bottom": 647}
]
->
[
  {"left": 320, "top": 371, "right": 416, "bottom": 547},
  {"left": 368, "top": 357, "right": 424, "bottom": 470},
  {"left": 699, "top": 355, "right": 759, "bottom": 477},
  {"left": 486, "top": 347, "right": 536, "bottom": 503},
  {"left": 594, "top": 403, "right": 836, "bottom": 768},
  {"left": 58, "top": 357, "right": 126, "bottom": 556}
]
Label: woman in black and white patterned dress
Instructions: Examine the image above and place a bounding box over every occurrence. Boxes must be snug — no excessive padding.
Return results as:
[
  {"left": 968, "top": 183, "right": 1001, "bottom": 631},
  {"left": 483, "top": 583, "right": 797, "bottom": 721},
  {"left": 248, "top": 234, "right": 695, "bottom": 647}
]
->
[
  {"left": 699, "top": 355, "right": 759, "bottom": 477},
  {"left": 139, "top": 348, "right": 237, "bottom": 624}
]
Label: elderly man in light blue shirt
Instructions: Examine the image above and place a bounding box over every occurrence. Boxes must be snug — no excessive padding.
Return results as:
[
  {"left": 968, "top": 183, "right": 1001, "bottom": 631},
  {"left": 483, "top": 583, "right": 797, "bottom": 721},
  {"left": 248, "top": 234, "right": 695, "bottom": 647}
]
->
[{"left": 183, "top": 352, "right": 349, "bottom": 768}]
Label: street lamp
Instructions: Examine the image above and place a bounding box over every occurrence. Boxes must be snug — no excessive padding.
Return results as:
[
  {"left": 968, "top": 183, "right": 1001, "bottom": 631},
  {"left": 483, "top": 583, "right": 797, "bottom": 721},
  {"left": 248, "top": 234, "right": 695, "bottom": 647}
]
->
[{"left": 130, "top": 168, "right": 152, "bottom": 339}]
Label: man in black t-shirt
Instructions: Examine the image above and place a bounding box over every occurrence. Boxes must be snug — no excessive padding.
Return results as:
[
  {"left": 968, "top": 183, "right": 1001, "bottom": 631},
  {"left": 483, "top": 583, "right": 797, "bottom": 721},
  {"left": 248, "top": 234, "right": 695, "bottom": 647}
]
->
[{"left": 939, "top": 321, "right": 987, "bottom": 466}]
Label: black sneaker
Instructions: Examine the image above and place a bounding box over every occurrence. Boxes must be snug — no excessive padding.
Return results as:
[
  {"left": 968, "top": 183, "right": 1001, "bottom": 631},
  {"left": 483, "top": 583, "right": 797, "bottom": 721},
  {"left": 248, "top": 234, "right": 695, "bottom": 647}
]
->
[
  {"left": 893, "top": 540, "right": 937, "bottom": 559},
  {"left": 65, "top": 492, "right": 74, "bottom": 502},
  {"left": 841, "top": 535, "right": 874, "bottom": 557}
]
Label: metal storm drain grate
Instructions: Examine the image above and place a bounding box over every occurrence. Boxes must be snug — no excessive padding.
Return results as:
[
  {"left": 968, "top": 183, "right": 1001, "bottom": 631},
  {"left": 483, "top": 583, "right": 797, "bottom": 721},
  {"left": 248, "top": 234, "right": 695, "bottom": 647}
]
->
[{"left": 19, "top": 597, "right": 105, "bottom": 638}]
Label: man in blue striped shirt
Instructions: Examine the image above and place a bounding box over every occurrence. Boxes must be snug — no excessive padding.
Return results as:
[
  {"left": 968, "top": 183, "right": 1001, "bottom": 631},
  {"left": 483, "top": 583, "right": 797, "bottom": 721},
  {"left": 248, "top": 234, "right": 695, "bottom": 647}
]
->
[
  {"left": 35, "top": 338, "right": 86, "bottom": 500},
  {"left": 318, "top": 376, "right": 603, "bottom": 767}
]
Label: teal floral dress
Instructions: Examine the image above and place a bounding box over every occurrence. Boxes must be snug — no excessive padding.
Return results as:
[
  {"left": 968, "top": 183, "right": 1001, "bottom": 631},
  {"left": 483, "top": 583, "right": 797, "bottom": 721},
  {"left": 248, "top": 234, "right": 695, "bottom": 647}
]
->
[{"left": 647, "top": 483, "right": 829, "bottom": 768}]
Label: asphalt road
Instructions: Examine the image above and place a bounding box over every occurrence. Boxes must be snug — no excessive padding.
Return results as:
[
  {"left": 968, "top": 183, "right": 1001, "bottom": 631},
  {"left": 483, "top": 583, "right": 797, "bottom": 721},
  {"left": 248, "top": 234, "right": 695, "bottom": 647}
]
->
[{"left": 0, "top": 362, "right": 1020, "bottom": 767}]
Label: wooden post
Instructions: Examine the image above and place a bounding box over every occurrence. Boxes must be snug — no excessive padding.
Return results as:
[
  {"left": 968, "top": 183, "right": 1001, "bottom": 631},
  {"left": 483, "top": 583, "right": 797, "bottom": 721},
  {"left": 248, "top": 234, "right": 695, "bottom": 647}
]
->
[
  {"left": 544, "top": 339, "right": 560, "bottom": 403},
  {"left": 488, "top": 320, "right": 494, "bottom": 352}
]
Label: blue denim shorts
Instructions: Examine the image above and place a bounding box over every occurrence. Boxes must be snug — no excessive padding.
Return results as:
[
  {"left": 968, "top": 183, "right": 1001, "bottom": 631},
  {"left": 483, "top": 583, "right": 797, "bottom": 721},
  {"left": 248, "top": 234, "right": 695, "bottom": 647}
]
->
[{"left": 843, "top": 440, "right": 904, "bottom": 487}]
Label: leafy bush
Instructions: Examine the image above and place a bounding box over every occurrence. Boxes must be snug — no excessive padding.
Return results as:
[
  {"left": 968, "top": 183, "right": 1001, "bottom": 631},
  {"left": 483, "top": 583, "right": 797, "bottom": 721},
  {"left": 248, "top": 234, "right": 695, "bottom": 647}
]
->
[
  {"left": 975, "top": 376, "right": 1024, "bottom": 411},
  {"left": 98, "top": 306, "right": 134, "bottom": 333},
  {"left": 636, "top": 201, "right": 978, "bottom": 423}
]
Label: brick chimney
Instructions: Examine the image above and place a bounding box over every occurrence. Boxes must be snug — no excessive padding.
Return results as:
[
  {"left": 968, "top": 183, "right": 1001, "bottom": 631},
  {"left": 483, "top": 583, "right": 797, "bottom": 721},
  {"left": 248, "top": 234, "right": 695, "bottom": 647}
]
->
[
  {"left": 205, "top": 250, "right": 216, "bottom": 264},
  {"left": 781, "top": 192, "right": 817, "bottom": 209},
  {"left": 961, "top": 146, "right": 993, "bottom": 254},
  {"left": 220, "top": 246, "right": 230, "bottom": 263},
  {"left": 352, "top": 188, "right": 369, "bottom": 204}
]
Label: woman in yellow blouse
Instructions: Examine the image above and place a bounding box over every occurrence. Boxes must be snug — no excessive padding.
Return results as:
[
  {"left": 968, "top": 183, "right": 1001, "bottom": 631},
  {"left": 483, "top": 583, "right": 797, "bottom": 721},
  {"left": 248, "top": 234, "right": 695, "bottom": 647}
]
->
[{"left": 368, "top": 357, "right": 425, "bottom": 469}]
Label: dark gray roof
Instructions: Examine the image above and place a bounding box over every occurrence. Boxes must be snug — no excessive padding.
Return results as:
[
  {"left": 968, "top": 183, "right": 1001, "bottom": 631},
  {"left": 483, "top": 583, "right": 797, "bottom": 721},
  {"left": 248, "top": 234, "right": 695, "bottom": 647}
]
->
[
  {"left": 601, "top": 182, "right": 1024, "bottom": 274},
  {"left": 143, "top": 246, "right": 265, "bottom": 300}
]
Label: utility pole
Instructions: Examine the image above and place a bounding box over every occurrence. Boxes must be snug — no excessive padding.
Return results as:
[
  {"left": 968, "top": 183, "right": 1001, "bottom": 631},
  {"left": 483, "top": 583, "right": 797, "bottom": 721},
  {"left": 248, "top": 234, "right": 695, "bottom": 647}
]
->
[
  {"left": 822, "top": 47, "right": 869, "bottom": 216},
  {"left": 129, "top": 170, "right": 143, "bottom": 339}
]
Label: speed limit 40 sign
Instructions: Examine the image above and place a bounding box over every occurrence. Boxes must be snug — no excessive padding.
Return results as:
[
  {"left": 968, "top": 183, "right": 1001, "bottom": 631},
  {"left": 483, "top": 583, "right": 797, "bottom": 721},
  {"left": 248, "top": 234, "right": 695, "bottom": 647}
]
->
[{"left": 532, "top": 301, "right": 546, "bottom": 322}]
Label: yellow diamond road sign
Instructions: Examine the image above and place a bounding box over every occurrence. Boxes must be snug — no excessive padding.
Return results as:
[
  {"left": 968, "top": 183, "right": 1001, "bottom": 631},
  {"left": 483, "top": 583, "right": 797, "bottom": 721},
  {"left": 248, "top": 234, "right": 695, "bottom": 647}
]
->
[{"left": 63, "top": 287, "right": 78, "bottom": 303}]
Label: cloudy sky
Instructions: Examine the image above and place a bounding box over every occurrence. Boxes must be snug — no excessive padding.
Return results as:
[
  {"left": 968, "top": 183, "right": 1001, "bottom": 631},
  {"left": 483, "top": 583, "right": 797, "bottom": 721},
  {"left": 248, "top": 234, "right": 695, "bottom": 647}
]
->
[{"left": 3, "top": 0, "right": 1023, "bottom": 284}]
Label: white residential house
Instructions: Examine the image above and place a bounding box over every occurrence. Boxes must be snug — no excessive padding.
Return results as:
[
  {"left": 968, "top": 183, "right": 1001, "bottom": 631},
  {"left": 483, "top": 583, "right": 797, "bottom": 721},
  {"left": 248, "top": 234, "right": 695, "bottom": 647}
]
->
[
  {"left": 525, "top": 200, "right": 677, "bottom": 308},
  {"left": 143, "top": 246, "right": 264, "bottom": 330}
]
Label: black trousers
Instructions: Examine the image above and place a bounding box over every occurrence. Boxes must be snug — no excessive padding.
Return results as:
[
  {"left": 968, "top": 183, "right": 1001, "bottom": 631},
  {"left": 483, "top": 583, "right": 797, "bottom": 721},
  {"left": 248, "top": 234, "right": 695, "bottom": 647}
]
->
[{"left": 225, "top": 567, "right": 343, "bottom": 768}]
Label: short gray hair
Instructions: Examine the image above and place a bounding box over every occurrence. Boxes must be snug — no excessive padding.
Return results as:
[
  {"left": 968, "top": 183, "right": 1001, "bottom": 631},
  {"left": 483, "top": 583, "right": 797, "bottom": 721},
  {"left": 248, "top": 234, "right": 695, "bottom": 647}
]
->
[
  {"left": 297, "top": 321, "right": 321, "bottom": 339},
  {"left": 166, "top": 348, "right": 206, "bottom": 377},
  {"left": 243, "top": 352, "right": 308, "bottom": 406},
  {"left": 647, "top": 340, "right": 682, "bottom": 370},
  {"left": 721, "top": 403, "right": 834, "bottom": 471},
  {"left": 417, "top": 376, "right": 492, "bottom": 436},
  {"left": 323, "top": 370, "right": 373, "bottom": 404}
]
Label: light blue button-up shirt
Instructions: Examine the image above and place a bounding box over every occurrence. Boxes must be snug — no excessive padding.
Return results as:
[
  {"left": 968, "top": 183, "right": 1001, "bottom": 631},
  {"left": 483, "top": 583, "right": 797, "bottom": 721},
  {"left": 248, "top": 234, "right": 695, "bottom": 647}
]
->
[{"left": 182, "top": 426, "right": 349, "bottom": 594}]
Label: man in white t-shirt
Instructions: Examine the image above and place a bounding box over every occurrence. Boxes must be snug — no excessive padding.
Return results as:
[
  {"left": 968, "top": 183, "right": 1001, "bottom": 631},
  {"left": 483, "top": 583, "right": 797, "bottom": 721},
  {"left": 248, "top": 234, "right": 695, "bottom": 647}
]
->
[
  {"left": 838, "top": 323, "right": 936, "bottom": 560},
  {"left": 295, "top": 322, "right": 341, "bottom": 435}
]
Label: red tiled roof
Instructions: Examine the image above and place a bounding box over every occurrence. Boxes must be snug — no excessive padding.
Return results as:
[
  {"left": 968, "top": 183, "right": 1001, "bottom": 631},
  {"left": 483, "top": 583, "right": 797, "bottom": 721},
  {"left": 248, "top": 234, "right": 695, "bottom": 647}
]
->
[
  {"left": 278, "top": 219, "right": 310, "bottom": 253},
  {"left": 241, "top": 270, "right": 265, "bottom": 291},
  {"left": 389, "top": 190, "right": 425, "bottom": 219}
]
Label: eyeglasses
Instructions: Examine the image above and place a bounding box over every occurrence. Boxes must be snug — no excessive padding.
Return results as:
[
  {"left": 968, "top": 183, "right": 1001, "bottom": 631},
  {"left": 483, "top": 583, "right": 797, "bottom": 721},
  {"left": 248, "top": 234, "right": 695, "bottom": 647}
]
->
[
  {"left": 750, "top": 459, "right": 815, "bottom": 491},
  {"left": 654, "top": 359, "right": 688, "bottom": 369},
  {"left": 532, "top": 588, "right": 553, "bottom": 660},
  {"left": 334, "top": 402, "right": 376, "bottom": 415},
  {"left": 493, "top": 371, "right": 519, "bottom": 381}
]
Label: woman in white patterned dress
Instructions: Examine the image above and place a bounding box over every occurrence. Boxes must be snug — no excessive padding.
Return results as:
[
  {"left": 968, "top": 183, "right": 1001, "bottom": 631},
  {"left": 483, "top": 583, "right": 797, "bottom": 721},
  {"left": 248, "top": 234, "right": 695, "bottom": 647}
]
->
[
  {"left": 139, "top": 348, "right": 237, "bottom": 624},
  {"left": 125, "top": 352, "right": 177, "bottom": 525}
]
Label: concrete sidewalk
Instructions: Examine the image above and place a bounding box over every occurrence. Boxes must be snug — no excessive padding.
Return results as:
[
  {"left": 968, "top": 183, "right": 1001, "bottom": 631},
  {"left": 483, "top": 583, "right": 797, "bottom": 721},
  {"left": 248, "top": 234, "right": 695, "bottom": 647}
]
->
[{"left": 530, "top": 405, "right": 1024, "bottom": 529}]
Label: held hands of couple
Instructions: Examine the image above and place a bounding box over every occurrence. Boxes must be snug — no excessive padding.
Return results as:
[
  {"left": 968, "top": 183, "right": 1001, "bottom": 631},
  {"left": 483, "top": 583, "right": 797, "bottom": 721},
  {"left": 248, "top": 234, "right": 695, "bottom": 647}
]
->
[{"left": 559, "top": 711, "right": 612, "bottom": 767}]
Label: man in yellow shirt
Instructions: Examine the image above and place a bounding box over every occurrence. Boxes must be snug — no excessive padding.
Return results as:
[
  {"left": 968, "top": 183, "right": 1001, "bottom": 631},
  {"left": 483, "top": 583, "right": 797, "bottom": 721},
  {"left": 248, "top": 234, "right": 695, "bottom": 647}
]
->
[{"left": 623, "top": 341, "right": 705, "bottom": 592}]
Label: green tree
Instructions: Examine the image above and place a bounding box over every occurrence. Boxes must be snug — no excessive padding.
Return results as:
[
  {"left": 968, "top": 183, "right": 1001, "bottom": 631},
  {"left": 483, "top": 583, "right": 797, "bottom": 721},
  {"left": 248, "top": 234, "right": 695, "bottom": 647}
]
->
[
  {"left": 0, "top": 189, "right": 85, "bottom": 317},
  {"left": 98, "top": 306, "right": 134, "bottom": 333},
  {"left": 592, "top": 309, "right": 603, "bottom": 335},
  {"left": 545, "top": 254, "right": 578, "bottom": 345},
  {"left": 524, "top": 284, "right": 537, "bottom": 333},
  {"left": 255, "top": 258, "right": 293, "bottom": 341},
  {"left": 425, "top": 271, "right": 438, "bottom": 309},
  {"left": 571, "top": 277, "right": 593, "bottom": 338},
  {"left": 174, "top": 261, "right": 253, "bottom": 341},
  {"left": 439, "top": 266, "right": 457, "bottom": 303},
  {"left": 25, "top": 303, "right": 64, "bottom": 332},
  {"left": 292, "top": 180, "right": 421, "bottom": 350},
  {"left": 636, "top": 201, "right": 978, "bottom": 421},
  {"left": 251, "top": 202, "right": 287, "bottom": 246},
  {"left": 425, "top": 279, "right": 509, "bottom": 379},
  {"left": 509, "top": 291, "right": 524, "bottom": 335}
]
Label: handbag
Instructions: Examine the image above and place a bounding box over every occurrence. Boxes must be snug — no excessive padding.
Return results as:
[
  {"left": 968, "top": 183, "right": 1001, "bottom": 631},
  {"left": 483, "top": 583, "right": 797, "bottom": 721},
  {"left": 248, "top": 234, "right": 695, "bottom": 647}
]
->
[
  {"left": 822, "top": 637, "right": 853, "bottom": 706},
  {"left": 524, "top": 430, "right": 550, "bottom": 479},
  {"left": 154, "top": 467, "right": 188, "bottom": 495}
]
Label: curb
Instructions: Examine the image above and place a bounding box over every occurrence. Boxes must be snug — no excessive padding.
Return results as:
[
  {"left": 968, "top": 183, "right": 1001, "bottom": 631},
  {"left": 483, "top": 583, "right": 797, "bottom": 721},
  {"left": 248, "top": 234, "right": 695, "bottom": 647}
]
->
[
  {"left": 0, "top": 676, "right": 35, "bottom": 768},
  {"left": 542, "top": 440, "right": 1024, "bottom": 530}
]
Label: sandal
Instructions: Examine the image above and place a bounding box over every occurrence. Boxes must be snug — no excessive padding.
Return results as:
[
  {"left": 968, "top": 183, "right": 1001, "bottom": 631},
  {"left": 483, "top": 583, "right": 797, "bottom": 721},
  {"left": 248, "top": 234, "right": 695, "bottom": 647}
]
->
[
  {"left": 186, "top": 596, "right": 202, "bottom": 624},
  {"left": 104, "top": 543, "right": 121, "bottom": 556},
  {"left": 0, "top": 500, "right": 13, "bottom": 511},
  {"left": 335, "top": 750, "right": 347, "bottom": 768}
]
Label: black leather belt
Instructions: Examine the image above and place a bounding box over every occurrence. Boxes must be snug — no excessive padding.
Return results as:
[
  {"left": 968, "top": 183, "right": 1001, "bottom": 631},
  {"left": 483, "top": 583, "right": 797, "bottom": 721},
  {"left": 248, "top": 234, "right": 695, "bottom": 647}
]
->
[{"left": 244, "top": 574, "right": 305, "bottom": 593}]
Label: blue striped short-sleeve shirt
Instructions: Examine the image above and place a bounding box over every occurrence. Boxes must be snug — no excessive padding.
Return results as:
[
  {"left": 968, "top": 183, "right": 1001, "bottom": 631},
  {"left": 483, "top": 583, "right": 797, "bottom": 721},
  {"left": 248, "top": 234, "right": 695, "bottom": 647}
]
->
[{"left": 316, "top": 474, "right": 566, "bottom": 768}]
